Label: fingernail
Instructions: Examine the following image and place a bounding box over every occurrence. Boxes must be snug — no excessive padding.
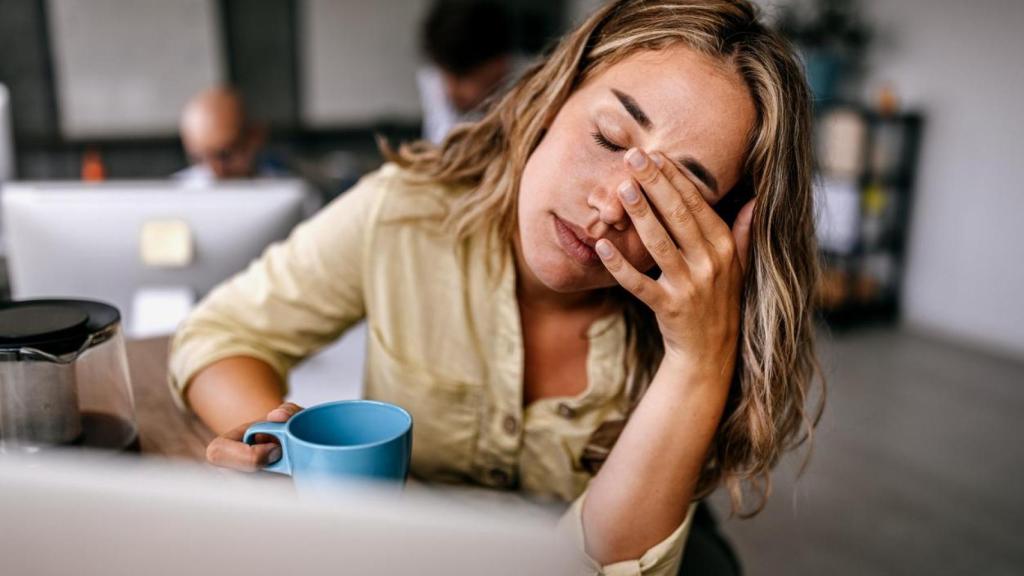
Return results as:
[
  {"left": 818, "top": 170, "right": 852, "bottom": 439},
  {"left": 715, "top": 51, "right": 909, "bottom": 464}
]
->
[
  {"left": 619, "top": 181, "right": 639, "bottom": 204},
  {"left": 650, "top": 153, "right": 664, "bottom": 168},
  {"left": 268, "top": 446, "right": 282, "bottom": 464},
  {"left": 626, "top": 148, "right": 647, "bottom": 170},
  {"left": 595, "top": 240, "right": 613, "bottom": 259}
]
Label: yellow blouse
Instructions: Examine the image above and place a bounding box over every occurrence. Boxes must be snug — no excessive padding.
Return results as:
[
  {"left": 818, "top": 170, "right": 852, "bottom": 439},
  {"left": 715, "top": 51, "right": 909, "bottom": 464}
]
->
[{"left": 169, "top": 164, "right": 694, "bottom": 575}]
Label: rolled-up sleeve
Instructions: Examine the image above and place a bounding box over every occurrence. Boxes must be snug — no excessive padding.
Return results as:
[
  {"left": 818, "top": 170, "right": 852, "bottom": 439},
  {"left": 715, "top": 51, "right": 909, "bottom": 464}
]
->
[
  {"left": 558, "top": 490, "right": 696, "bottom": 576},
  {"left": 168, "top": 167, "right": 392, "bottom": 407}
]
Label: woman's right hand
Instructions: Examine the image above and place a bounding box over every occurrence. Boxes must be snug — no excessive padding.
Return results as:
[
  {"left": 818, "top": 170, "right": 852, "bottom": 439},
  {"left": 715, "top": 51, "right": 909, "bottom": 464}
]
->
[{"left": 205, "top": 402, "right": 303, "bottom": 471}]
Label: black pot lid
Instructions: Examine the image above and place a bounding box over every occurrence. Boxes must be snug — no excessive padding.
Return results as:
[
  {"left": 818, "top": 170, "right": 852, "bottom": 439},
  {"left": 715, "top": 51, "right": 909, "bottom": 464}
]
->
[{"left": 0, "top": 299, "right": 121, "bottom": 355}]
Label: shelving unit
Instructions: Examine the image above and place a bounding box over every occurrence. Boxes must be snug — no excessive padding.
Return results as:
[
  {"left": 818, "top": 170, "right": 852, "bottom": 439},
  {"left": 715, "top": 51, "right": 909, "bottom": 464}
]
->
[{"left": 814, "top": 104, "right": 923, "bottom": 327}]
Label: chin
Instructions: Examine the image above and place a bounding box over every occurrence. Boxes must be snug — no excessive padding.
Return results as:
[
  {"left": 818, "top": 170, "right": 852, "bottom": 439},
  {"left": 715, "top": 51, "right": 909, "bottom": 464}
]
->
[{"left": 524, "top": 248, "right": 612, "bottom": 293}]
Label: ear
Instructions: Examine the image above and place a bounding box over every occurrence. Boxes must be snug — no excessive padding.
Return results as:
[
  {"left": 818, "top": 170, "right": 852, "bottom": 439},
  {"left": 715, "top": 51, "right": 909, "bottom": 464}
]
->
[
  {"left": 732, "top": 199, "right": 756, "bottom": 274},
  {"left": 713, "top": 179, "right": 754, "bottom": 227}
]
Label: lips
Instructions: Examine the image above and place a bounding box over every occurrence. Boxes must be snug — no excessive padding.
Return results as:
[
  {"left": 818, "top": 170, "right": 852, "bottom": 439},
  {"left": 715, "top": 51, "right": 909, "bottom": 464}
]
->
[{"left": 553, "top": 215, "right": 601, "bottom": 267}]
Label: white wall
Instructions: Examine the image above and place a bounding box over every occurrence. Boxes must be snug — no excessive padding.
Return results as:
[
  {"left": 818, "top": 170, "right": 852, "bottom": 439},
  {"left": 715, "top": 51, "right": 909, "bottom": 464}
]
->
[
  {"left": 299, "top": 0, "right": 431, "bottom": 127},
  {"left": 859, "top": 0, "right": 1024, "bottom": 358},
  {"left": 46, "top": 0, "right": 223, "bottom": 138}
]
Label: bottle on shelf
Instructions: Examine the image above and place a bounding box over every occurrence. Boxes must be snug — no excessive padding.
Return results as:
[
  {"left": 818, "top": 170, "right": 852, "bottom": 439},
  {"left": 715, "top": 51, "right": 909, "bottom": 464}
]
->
[{"left": 81, "top": 147, "right": 106, "bottom": 182}]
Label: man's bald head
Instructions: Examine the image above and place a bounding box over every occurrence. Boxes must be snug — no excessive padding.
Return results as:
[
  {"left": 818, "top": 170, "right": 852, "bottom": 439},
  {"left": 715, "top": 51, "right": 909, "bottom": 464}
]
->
[{"left": 180, "top": 87, "right": 263, "bottom": 179}]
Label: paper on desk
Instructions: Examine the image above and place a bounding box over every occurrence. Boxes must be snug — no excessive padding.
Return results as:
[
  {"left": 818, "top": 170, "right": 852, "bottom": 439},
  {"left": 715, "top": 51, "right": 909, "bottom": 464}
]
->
[{"left": 131, "top": 286, "right": 195, "bottom": 338}]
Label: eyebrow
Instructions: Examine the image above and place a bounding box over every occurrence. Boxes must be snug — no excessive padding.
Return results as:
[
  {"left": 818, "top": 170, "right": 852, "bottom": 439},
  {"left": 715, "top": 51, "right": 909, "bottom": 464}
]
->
[
  {"left": 611, "top": 88, "right": 652, "bottom": 130},
  {"left": 678, "top": 157, "right": 720, "bottom": 197},
  {"left": 611, "top": 88, "right": 720, "bottom": 196}
]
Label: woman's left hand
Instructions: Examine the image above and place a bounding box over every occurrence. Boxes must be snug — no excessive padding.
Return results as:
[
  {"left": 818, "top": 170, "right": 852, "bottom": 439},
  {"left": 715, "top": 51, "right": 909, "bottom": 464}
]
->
[{"left": 595, "top": 147, "right": 755, "bottom": 377}]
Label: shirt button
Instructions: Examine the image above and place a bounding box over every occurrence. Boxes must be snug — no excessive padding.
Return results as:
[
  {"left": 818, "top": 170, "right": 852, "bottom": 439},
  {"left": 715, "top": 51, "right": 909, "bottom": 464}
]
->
[
  {"left": 557, "top": 403, "right": 576, "bottom": 419},
  {"left": 488, "top": 468, "right": 510, "bottom": 487},
  {"left": 502, "top": 414, "right": 518, "bottom": 435}
]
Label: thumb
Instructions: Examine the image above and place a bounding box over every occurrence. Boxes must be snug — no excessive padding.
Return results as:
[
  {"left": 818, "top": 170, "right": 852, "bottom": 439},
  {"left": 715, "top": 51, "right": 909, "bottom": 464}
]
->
[
  {"left": 732, "top": 199, "right": 756, "bottom": 274},
  {"left": 267, "top": 402, "right": 303, "bottom": 422}
]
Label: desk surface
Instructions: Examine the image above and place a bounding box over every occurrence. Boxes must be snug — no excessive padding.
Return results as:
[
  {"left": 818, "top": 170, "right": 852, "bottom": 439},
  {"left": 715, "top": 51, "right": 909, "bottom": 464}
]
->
[{"left": 128, "top": 337, "right": 213, "bottom": 460}]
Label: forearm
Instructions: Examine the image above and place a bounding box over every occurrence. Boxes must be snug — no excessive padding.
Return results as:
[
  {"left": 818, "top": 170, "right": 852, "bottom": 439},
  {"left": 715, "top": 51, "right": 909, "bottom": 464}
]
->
[
  {"left": 581, "top": 356, "right": 729, "bottom": 565},
  {"left": 185, "top": 356, "right": 287, "bottom": 435}
]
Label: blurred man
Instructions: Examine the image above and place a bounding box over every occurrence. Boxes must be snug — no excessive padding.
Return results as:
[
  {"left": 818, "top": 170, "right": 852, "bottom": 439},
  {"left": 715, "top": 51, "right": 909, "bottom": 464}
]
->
[
  {"left": 175, "top": 87, "right": 283, "bottom": 185},
  {"left": 418, "top": 0, "right": 517, "bottom": 144}
]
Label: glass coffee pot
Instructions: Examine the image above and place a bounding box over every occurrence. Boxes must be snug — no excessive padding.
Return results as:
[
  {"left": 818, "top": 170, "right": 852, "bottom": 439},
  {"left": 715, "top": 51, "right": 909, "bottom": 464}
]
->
[{"left": 0, "top": 299, "right": 139, "bottom": 454}]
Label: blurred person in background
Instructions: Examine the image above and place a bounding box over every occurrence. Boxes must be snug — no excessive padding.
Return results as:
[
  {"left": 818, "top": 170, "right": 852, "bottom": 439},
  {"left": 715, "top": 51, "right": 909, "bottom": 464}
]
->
[
  {"left": 417, "top": 0, "right": 517, "bottom": 144},
  {"left": 175, "top": 87, "right": 286, "bottom": 185}
]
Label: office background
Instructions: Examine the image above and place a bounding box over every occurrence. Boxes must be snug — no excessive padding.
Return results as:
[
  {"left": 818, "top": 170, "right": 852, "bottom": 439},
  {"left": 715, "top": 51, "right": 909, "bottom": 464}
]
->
[
  {"left": 0, "top": 0, "right": 561, "bottom": 182},
  {"left": 4, "top": 0, "right": 1021, "bottom": 360},
  {"left": 0, "top": 0, "right": 1022, "bottom": 574}
]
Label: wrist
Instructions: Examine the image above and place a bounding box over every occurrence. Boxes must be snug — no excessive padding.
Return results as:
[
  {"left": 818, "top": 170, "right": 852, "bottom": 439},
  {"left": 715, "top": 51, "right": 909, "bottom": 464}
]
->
[{"left": 655, "top": 349, "right": 734, "bottom": 397}]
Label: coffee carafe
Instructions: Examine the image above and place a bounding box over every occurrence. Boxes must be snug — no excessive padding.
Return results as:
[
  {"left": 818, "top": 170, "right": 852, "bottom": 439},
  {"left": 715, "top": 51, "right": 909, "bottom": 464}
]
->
[{"left": 0, "top": 299, "right": 138, "bottom": 453}]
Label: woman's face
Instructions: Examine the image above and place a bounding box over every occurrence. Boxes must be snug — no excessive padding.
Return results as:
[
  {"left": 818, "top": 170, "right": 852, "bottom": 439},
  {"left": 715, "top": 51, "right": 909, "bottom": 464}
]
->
[{"left": 517, "top": 44, "right": 757, "bottom": 294}]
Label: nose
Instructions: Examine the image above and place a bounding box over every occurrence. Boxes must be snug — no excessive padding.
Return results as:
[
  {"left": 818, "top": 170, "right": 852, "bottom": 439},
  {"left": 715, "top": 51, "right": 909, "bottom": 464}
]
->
[{"left": 587, "top": 184, "right": 630, "bottom": 233}]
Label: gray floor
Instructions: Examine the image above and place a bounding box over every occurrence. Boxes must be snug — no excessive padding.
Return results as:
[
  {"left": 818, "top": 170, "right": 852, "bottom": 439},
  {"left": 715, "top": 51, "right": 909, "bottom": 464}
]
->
[{"left": 709, "top": 327, "right": 1024, "bottom": 575}]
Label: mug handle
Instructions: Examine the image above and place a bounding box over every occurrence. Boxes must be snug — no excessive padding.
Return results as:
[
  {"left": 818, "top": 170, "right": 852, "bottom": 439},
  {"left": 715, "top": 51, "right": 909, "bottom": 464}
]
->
[{"left": 243, "top": 422, "right": 291, "bottom": 475}]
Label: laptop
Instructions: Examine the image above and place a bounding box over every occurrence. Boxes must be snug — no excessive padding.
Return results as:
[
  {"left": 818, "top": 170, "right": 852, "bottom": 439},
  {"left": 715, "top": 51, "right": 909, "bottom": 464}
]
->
[{"left": 0, "top": 451, "right": 580, "bottom": 575}]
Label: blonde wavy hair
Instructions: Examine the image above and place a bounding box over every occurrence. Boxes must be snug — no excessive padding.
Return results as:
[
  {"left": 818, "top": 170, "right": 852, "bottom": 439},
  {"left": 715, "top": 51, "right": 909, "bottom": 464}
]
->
[{"left": 385, "top": 0, "right": 823, "bottom": 517}]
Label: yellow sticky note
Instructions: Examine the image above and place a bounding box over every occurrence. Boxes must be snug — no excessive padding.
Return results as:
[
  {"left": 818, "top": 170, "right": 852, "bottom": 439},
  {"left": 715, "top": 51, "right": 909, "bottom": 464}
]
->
[{"left": 139, "top": 219, "right": 193, "bottom": 268}]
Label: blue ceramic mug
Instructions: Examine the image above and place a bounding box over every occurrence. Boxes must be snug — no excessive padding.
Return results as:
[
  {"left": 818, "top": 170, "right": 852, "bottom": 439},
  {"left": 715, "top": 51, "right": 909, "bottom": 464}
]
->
[{"left": 243, "top": 400, "right": 413, "bottom": 491}]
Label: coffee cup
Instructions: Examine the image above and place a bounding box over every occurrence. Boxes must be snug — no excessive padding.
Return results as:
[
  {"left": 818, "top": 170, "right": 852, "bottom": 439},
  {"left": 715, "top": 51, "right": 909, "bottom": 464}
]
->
[{"left": 243, "top": 400, "right": 412, "bottom": 492}]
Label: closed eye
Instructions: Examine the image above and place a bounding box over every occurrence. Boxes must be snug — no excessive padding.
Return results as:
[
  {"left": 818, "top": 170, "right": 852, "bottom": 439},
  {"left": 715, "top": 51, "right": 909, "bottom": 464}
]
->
[{"left": 591, "top": 131, "right": 626, "bottom": 153}]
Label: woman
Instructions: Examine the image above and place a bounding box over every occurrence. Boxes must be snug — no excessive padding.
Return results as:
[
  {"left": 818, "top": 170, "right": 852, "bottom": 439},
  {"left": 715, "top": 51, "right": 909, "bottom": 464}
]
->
[{"left": 170, "top": 1, "right": 821, "bottom": 574}]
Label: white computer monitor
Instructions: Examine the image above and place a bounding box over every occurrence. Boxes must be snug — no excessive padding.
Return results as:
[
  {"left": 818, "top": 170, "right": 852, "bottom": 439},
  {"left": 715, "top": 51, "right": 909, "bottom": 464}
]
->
[
  {"left": 0, "top": 452, "right": 577, "bottom": 575},
  {"left": 1, "top": 179, "right": 316, "bottom": 337}
]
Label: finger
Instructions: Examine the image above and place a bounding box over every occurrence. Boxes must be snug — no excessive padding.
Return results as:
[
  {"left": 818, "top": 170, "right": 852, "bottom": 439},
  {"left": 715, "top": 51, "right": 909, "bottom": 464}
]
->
[
  {"left": 647, "top": 151, "right": 733, "bottom": 247},
  {"left": 617, "top": 179, "right": 687, "bottom": 276},
  {"left": 732, "top": 199, "right": 756, "bottom": 274},
  {"left": 267, "top": 402, "right": 303, "bottom": 422},
  {"left": 221, "top": 420, "right": 249, "bottom": 441},
  {"left": 207, "top": 433, "right": 282, "bottom": 472},
  {"left": 595, "top": 238, "right": 663, "bottom": 309},
  {"left": 624, "top": 149, "right": 711, "bottom": 262}
]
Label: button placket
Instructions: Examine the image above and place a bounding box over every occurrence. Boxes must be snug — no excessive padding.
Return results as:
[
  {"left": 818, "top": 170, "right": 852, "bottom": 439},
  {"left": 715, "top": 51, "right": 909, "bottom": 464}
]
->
[
  {"left": 472, "top": 244, "right": 526, "bottom": 488},
  {"left": 488, "top": 467, "right": 510, "bottom": 487},
  {"left": 556, "top": 402, "right": 576, "bottom": 420},
  {"left": 502, "top": 414, "right": 518, "bottom": 435}
]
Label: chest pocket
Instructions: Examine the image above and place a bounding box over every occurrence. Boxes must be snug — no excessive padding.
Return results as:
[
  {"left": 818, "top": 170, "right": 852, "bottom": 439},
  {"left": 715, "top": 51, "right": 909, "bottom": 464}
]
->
[{"left": 364, "top": 326, "right": 482, "bottom": 483}]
